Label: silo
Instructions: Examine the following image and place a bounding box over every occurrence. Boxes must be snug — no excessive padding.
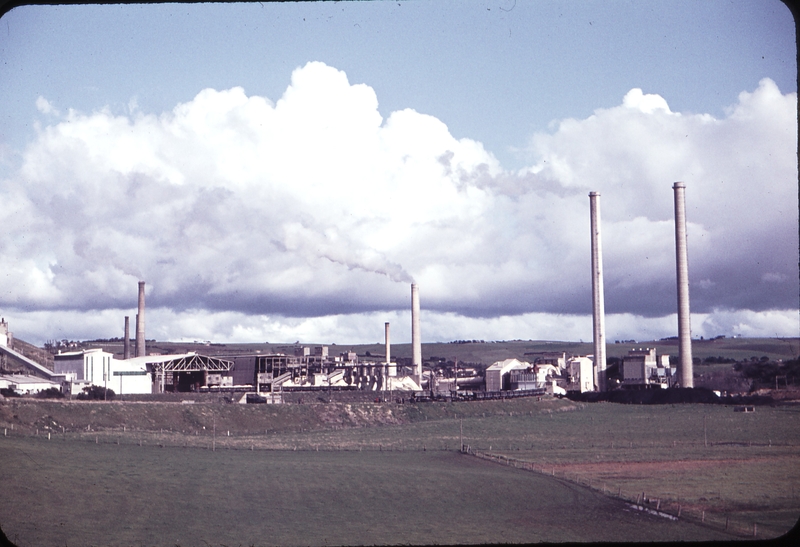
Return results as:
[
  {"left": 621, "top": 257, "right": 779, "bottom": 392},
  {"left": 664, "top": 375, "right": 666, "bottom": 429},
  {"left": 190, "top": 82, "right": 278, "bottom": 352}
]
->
[
  {"left": 589, "top": 192, "right": 607, "bottom": 392},
  {"left": 673, "top": 182, "right": 694, "bottom": 388}
]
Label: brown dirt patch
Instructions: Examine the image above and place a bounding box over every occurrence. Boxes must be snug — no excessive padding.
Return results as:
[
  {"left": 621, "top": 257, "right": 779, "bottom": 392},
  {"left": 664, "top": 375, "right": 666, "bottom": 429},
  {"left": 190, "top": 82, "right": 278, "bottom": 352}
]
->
[{"left": 552, "top": 457, "right": 778, "bottom": 475}]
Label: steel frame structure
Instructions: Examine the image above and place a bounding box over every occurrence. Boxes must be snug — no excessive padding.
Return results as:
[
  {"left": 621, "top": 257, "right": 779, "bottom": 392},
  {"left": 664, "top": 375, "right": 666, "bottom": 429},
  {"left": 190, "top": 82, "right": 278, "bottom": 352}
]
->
[{"left": 149, "top": 354, "right": 233, "bottom": 373}]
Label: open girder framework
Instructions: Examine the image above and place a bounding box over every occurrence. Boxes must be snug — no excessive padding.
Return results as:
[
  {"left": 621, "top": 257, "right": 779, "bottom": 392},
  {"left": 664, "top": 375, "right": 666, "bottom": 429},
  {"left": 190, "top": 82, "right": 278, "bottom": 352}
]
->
[{"left": 149, "top": 354, "right": 233, "bottom": 373}]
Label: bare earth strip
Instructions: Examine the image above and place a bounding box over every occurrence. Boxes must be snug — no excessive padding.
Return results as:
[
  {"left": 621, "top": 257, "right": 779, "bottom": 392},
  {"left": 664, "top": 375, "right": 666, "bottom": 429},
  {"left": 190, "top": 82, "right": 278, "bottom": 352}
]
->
[{"left": 534, "top": 455, "right": 800, "bottom": 537}]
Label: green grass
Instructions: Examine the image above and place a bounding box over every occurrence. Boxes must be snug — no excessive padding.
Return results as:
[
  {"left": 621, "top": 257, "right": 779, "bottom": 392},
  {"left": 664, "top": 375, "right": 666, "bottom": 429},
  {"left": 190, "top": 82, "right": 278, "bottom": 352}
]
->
[
  {"left": 2, "top": 397, "right": 799, "bottom": 544},
  {"left": 1, "top": 435, "right": 734, "bottom": 546}
]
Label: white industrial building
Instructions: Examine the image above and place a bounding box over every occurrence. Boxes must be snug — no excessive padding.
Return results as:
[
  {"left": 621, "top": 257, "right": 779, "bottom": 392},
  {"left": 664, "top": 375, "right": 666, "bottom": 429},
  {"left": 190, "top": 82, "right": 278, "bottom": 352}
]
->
[
  {"left": 0, "top": 374, "right": 61, "bottom": 395},
  {"left": 0, "top": 318, "right": 9, "bottom": 347},
  {"left": 54, "top": 348, "right": 151, "bottom": 395},
  {"left": 566, "top": 356, "right": 595, "bottom": 393},
  {"left": 533, "top": 363, "right": 560, "bottom": 384}
]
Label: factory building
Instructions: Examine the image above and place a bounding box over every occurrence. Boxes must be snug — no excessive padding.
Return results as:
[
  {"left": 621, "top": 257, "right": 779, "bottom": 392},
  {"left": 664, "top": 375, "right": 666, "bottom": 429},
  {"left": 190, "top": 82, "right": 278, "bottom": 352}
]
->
[
  {"left": 248, "top": 347, "right": 420, "bottom": 393},
  {"left": 622, "top": 348, "right": 675, "bottom": 388},
  {"left": 485, "top": 359, "right": 534, "bottom": 392},
  {"left": 54, "top": 348, "right": 151, "bottom": 395},
  {"left": 0, "top": 374, "right": 61, "bottom": 395},
  {"left": 0, "top": 317, "right": 10, "bottom": 347},
  {"left": 524, "top": 351, "right": 567, "bottom": 369},
  {"left": 52, "top": 348, "right": 234, "bottom": 395},
  {"left": 566, "top": 356, "right": 595, "bottom": 393}
]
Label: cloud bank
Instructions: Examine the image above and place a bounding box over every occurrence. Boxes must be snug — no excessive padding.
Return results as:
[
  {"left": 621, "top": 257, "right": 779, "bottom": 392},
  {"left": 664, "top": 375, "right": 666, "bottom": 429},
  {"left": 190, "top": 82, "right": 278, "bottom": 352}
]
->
[{"left": 1, "top": 62, "right": 797, "bottom": 344}]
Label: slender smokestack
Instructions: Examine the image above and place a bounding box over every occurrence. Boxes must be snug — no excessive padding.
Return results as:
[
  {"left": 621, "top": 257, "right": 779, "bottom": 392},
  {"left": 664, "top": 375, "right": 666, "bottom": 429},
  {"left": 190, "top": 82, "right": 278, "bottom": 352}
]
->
[
  {"left": 134, "top": 314, "right": 139, "bottom": 357},
  {"left": 136, "top": 281, "right": 146, "bottom": 359},
  {"left": 589, "top": 192, "right": 607, "bottom": 392},
  {"left": 385, "top": 322, "right": 396, "bottom": 377},
  {"left": 673, "top": 182, "right": 694, "bottom": 388},
  {"left": 411, "top": 283, "right": 422, "bottom": 384},
  {"left": 123, "top": 316, "right": 130, "bottom": 360}
]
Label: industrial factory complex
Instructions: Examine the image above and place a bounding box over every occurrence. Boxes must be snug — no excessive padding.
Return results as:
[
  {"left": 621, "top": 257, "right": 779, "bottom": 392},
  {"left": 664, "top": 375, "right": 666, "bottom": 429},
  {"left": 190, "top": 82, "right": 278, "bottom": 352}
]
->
[{"left": 0, "top": 184, "right": 694, "bottom": 401}]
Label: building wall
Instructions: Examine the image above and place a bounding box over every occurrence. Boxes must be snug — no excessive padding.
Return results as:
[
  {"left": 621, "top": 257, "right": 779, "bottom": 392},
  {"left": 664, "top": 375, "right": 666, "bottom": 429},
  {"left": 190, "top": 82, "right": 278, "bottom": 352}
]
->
[
  {"left": 0, "top": 374, "right": 60, "bottom": 394},
  {"left": 485, "top": 367, "right": 503, "bottom": 392},
  {"left": 56, "top": 349, "right": 152, "bottom": 394},
  {"left": 231, "top": 355, "right": 256, "bottom": 386},
  {"left": 112, "top": 368, "right": 151, "bottom": 395},
  {"left": 623, "top": 357, "right": 646, "bottom": 382},
  {"left": 0, "top": 321, "right": 7, "bottom": 347},
  {"left": 53, "top": 354, "right": 85, "bottom": 380},
  {"left": 567, "top": 357, "right": 595, "bottom": 392}
]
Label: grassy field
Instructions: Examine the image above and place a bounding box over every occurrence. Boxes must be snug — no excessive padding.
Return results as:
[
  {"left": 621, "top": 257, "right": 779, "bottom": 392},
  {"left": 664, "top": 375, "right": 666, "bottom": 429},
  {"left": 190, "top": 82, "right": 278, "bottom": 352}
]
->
[
  {"left": 1, "top": 435, "right": 734, "bottom": 546},
  {"left": 1, "top": 396, "right": 798, "bottom": 545}
]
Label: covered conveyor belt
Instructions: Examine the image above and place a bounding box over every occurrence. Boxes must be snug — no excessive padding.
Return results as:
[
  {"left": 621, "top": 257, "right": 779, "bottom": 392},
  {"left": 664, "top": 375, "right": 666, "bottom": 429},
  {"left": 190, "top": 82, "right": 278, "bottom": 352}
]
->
[{"left": 0, "top": 344, "right": 56, "bottom": 379}]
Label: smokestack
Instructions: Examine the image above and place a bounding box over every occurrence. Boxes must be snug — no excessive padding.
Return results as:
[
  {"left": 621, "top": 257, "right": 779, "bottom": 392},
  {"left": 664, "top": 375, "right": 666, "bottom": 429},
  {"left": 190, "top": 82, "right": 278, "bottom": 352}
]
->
[
  {"left": 385, "top": 322, "right": 396, "bottom": 377},
  {"left": 136, "top": 281, "right": 146, "bottom": 359},
  {"left": 411, "top": 283, "right": 422, "bottom": 385},
  {"left": 123, "top": 316, "right": 130, "bottom": 360},
  {"left": 134, "top": 314, "right": 139, "bottom": 357},
  {"left": 673, "top": 182, "right": 694, "bottom": 388},
  {"left": 589, "top": 192, "right": 607, "bottom": 392}
]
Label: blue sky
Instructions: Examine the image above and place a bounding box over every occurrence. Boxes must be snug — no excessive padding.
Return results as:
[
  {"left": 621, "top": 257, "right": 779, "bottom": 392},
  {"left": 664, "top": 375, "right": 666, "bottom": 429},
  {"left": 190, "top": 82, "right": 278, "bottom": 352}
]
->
[
  {"left": 0, "top": 1, "right": 797, "bottom": 346},
  {"left": 2, "top": 1, "right": 794, "bottom": 171}
]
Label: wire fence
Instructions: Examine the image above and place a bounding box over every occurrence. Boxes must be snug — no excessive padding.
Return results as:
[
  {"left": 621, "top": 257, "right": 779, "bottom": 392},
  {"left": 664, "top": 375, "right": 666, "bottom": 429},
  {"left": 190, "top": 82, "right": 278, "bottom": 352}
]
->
[
  {"left": 466, "top": 448, "right": 789, "bottom": 539},
  {"left": 2, "top": 424, "right": 795, "bottom": 540}
]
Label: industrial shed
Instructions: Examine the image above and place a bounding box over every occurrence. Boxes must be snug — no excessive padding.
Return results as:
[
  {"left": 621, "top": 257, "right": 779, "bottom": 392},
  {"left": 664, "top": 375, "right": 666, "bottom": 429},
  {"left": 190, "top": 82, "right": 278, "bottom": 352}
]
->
[
  {"left": 143, "top": 353, "right": 233, "bottom": 393},
  {"left": 485, "top": 359, "right": 532, "bottom": 392},
  {"left": 0, "top": 374, "right": 61, "bottom": 395}
]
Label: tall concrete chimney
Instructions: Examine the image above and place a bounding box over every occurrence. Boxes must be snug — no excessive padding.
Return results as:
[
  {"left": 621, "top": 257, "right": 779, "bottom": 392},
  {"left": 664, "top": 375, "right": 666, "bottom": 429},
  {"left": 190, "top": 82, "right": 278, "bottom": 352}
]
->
[
  {"left": 673, "top": 182, "right": 694, "bottom": 388},
  {"left": 589, "top": 192, "right": 607, "bottom": 392},
  {"left": 411, "top": 283, "right": 422, "bottom": 385},
  {"left": 385, "top": 322, "right": 396, "bottom": 377},
  {"left": 123, "top": 316, "right": 130, "bottom": 360},
  {"left": 136, "top": 281, "right": 146, "bottom": 359}
]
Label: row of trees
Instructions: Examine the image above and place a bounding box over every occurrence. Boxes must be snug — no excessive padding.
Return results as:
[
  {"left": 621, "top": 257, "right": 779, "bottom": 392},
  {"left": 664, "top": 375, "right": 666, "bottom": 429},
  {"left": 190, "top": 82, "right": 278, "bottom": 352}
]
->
[{"left": 734, "top": 357, "right": 800, "bottom": 389}]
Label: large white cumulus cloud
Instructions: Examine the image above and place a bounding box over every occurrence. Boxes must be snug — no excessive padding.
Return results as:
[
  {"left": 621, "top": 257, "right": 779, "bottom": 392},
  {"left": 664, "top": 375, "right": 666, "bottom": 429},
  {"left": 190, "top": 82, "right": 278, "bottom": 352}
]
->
[
  {"left": 0, "top": 63, "right": 796, "bottom": 344},
  {"left": 525, "top": 78, "right": 797, "bottom": 318}
]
